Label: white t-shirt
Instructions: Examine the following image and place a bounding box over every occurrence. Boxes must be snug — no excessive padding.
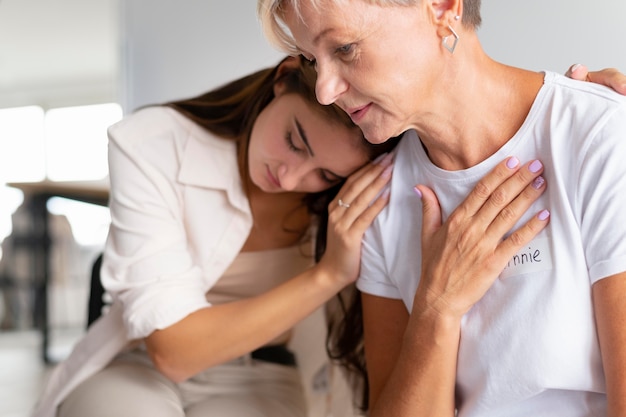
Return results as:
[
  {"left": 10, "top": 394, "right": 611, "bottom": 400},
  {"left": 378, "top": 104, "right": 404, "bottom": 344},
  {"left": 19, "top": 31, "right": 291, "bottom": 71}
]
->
[{"left": 357, "top": 71, "right": 626, "bottom": 416}]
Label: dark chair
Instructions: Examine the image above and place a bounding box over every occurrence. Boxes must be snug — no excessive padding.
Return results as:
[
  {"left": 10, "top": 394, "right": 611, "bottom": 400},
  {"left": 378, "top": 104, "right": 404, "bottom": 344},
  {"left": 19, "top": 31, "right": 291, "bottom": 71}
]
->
[{"left": 87, "top": 254, "right": 107, "bottom": 327}]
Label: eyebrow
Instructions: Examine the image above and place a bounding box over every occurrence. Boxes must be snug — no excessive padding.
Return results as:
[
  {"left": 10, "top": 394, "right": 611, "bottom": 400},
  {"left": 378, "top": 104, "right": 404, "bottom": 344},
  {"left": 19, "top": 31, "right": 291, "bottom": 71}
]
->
[
  {"left": 295, "top": 118, "right": 314, "bottom": 156},
  {"left": 294, "top": 118, "right": 345, "bottom": 181},
  {"left": 313, "top": 27, "right": 335, "bottom": 46},
  {"left": 294, "top": 27, "right": 335, "bottom": 55}
]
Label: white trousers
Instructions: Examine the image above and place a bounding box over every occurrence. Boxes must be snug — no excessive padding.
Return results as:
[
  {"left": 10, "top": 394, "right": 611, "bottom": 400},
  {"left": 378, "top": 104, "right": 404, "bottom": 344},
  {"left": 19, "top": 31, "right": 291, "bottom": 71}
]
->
[{"left": 57, "top": 349, "right": 307, "bottom": 417}]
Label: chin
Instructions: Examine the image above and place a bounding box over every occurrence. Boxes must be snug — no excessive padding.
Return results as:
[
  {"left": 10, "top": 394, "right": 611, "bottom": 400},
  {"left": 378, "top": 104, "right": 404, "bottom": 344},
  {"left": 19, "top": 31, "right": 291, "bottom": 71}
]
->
[
  {"left": 253, "top": 178, "right": 280, "bottom": 194},
  {"left": 248, "top": 174, "right": 266, "bottom": 192},
  {"left": 254, "top": 181, "right": 273, "bottom": 193},
  {"left": 362, "top": 127, "right": 399, "bottom": 145}
]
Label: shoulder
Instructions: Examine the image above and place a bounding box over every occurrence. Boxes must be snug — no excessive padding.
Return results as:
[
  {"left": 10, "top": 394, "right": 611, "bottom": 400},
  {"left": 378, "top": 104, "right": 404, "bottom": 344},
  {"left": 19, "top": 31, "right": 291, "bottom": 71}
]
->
[
  {"left": 107, "top": 106, "right": 241, "bottom": 190},
  {"left": 108, "top": 106, "right": 227, "bottom": 148},
  {"left": 108, "top": 106, "right": 235, "bottom": 157},
  {"left": 537, "top": 71, "right": 626, "bottom": 148},
  {"left": 543, "top": 70, "right": 626, "bottom": 109},
  {"left": 108, "top": 106, "right": 185, "bottom": 140}
]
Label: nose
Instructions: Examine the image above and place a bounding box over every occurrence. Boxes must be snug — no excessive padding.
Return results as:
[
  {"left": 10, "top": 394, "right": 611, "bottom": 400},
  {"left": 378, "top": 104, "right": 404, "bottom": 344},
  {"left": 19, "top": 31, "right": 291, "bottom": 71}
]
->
[
  {"left": 276, "top": 163, "right": 304, "bottom": 191},
  {"left": 315, "top": 62, "right": 348, "bottom": 105}
]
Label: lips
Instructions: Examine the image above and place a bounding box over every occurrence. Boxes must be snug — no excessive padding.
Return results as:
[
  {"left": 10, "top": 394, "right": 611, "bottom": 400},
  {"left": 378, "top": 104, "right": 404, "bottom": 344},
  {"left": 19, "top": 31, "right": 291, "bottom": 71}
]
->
[
  {"left": 266, "top": 165, "right": 281, "bottom": 188},
  {"left": 346, "top": 103, "right": 371, "bottom": 124}
]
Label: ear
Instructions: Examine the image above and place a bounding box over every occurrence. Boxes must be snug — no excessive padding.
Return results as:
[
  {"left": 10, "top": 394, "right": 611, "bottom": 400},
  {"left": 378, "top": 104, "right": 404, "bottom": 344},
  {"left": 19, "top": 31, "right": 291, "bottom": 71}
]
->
[
  {"left": 273, "top": 55, "right": 302, "bottom": 97},
  {"left": 428, "top": 0, "right": 463, "bottom": 35}
]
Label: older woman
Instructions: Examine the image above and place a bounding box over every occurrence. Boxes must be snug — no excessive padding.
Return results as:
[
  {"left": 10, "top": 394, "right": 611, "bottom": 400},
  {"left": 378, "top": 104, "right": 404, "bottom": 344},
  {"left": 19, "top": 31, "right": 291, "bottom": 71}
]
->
[{"left": 259, "top": 1, "right": 626, "bottom": 416}]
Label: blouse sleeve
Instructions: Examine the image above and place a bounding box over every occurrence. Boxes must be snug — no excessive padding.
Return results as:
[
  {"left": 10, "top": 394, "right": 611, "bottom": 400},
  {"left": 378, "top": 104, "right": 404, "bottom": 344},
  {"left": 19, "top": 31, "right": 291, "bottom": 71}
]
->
[{"left": 102, "top": 108, "right": 214, "bottom": 340}]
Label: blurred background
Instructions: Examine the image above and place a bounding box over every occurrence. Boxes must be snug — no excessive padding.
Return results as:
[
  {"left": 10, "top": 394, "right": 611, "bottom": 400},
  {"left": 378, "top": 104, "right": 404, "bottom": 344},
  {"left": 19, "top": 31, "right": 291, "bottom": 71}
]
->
[
  {"left": 0, "top": 0, "right": 624, "bottom": 416},
  {"left": 0, "top": 0, "right": 282, "bottom": 343},
  {"left": 0, "top": 2, "right": 281, "bottom": 416}
]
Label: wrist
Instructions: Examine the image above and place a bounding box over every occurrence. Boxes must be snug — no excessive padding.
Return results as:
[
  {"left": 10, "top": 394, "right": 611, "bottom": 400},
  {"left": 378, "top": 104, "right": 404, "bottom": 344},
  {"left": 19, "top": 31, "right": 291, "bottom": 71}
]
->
[
  {"left": 311, "top": 262, "right": 351, "bottom": 294},
  {"left": 407, "top": 291, "right": 463, "bottom": 345}
]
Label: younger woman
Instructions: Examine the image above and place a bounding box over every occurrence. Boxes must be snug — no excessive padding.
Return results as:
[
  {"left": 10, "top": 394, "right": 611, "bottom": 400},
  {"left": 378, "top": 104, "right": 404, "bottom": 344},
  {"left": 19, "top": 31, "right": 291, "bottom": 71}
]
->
[{"left": 33, "top": 55, "right": 396, "bottom": 417}]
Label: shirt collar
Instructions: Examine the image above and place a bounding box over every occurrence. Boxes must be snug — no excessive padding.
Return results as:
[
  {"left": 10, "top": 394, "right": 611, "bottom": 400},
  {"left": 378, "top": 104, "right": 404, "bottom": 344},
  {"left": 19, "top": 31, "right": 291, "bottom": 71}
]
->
[{"left": 178, "top": 127, "right": 250, "bottom": 213}]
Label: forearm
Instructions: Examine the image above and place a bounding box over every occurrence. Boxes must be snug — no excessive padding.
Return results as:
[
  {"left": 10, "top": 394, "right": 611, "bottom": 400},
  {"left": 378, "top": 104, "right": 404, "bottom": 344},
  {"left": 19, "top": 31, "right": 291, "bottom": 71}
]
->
[
  {"left": 369, "top": 309, "right": 460, "bottom": 417},
  {"left": 145, "top": 263, "right": 343, "bottom": 382},
  {"left": 592, "top": 273, "right": 626, "bottom": 416}
]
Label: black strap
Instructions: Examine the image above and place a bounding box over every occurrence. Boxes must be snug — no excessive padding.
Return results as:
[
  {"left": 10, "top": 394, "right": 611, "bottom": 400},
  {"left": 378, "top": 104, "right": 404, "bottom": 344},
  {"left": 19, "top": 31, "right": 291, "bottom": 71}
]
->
[{"left": 251, "top": 345, "right": 297, "bottom": 367}]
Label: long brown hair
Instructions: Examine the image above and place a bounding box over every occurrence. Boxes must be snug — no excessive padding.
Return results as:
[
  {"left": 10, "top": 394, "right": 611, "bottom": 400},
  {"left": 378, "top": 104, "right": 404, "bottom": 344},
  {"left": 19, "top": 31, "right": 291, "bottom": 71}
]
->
[{"left": 166, "top": 56, "right": 398, "bottom": 413}]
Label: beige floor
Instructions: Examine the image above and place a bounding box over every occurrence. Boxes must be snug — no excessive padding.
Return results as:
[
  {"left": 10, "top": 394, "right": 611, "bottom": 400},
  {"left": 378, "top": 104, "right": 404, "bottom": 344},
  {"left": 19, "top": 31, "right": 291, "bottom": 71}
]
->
[
  {"left": 0, "top": 330, "right": 50, "bottom": 417},
  {"left": 0, "top": 328, "right": 82, "bottom": 417}
]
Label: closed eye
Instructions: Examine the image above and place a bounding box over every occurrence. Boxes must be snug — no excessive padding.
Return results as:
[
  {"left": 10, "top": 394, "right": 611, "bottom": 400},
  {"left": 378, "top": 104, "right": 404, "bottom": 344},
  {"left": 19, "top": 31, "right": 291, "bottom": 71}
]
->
[
  {"left": 285, "top": 131, "right": 304, "bottom": 153},
  {"left": 319, "top": 169, "right": 343, "bottom": 185}
]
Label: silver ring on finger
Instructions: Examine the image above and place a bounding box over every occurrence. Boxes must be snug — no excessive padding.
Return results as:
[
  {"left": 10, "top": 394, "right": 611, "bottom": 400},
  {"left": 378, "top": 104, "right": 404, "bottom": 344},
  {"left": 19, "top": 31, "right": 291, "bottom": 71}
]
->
[{"left": 338, "top": 198, "right": 351, "bottom": 208}]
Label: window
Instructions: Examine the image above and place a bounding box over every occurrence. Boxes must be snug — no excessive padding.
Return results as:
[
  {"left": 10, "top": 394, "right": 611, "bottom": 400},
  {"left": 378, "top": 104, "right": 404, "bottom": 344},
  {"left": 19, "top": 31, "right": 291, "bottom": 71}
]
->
[
  {"left": 0, "top": 106, "right": 46, "bottom": 183},
  {"left": 0, "top": 103, "right": 122, "bottom": 242},
  {"left": 45, "top": 103, "right": 122, "bottom": 181}
]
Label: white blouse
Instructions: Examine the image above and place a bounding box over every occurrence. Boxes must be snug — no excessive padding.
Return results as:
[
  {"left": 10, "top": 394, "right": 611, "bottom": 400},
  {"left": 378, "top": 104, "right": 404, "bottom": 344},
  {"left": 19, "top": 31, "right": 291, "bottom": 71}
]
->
[{"left": 34, "top": 106, "right": 257, "bottom": 417}]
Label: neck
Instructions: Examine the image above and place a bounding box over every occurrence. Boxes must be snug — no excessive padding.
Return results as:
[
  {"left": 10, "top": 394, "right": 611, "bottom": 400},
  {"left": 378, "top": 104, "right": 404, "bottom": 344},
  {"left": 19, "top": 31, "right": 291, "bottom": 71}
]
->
[
  {"left": 242, "top": 180, "right": 310, "bottom": 252},
  {"left": 409, "top": 39, "right": 544, "bottom": 170}
]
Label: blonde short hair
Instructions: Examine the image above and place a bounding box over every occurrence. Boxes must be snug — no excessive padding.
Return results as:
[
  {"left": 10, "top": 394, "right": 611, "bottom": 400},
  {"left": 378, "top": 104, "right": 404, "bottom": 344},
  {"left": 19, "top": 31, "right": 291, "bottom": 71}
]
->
[{"left": 257, "top": 0, "right": 482, "bottom": 54}]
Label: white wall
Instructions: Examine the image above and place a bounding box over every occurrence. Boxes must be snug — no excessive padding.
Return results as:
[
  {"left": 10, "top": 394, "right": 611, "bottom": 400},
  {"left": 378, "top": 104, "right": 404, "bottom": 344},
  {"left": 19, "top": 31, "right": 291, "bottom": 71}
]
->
[
  {"left": 120, "top": 1, "right": 282, "bottom": 113},
  {"left": 479, "top": 0, "right": 626, "bottom": 73},
  {"left": 121, "top": 1, "right": 626, "bottom": 114},
  {"left": 0, "top": 0, "right": 119, "bottom": 109},
  {"left": 2, "top": 1, "right": 624, "bottom": 112}
]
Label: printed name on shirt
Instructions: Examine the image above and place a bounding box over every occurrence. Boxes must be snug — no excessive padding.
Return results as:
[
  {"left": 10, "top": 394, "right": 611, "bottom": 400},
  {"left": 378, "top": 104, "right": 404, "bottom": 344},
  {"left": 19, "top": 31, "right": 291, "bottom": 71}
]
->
[{"left": 500, "top": 236, "right": 553, "bottom": 279}]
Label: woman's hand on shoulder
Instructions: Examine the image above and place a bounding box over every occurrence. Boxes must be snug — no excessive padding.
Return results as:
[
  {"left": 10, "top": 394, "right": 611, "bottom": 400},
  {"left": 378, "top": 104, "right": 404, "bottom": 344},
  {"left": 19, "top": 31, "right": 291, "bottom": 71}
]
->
[
  {"left": 566, "top": 64, "right": 626, "bottom": 95},
  {"left": 412, "top": 157, "right": 550, "bottom": 320},
  {"left": 317, "top": 153, "right": 394, "bottom": 288}
]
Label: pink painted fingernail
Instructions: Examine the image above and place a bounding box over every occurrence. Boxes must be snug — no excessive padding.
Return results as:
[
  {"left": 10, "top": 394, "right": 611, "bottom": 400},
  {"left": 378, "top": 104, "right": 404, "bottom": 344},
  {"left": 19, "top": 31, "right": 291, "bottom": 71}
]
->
[
  {"left": 532, "top": 176, "right": 545, "bottom": 190},
  {"left": 380, "top": 164, "right": 393, "bottom": 179},
  {"left": 413, "top": 186, "right": 422, "bottom": 199},
  {"left": 529, "top": 160, "right": 543, "bottom": 173},
  {"left": 375, "top": 152, "right": 394, "bottom": 167},
  {"left": 506, "top": 156, "right": 520, "bottom": 169},
  {"left": 537, "top": 210, "right": 550, "bottom": 221}
]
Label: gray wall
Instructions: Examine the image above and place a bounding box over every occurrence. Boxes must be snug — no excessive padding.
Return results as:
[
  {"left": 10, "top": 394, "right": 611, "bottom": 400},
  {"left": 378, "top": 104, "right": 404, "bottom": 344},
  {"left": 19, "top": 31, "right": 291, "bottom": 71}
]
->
[
  {"left": 120, "top": 1, "right": 281, "bottom": 112},
  {"left": 0, "top": 0, "right": 119, "bottom": 109},
  {"left": 121, "top": 1, "right": 626, "bottom": 113},
  {"left": 479, "top": 0, "right": 626, "bottom": 73}
]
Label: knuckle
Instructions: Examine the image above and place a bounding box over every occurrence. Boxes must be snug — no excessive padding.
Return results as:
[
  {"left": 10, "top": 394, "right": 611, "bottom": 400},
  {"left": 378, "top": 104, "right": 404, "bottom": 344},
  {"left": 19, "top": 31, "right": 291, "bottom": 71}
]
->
[
  {"left": 446, "top": 211, "right": 465, "bottom": 231},
  {"left": 327, "top": 208, "right": 342, "bottom": 223},
  {"left": 523, "top": 178, "right": 545, "bottom": 197},
  {"left": 353, "top": 216, "right": 371, "bottom": 231},
  {"left": 455, "top": 227, "right": 475, "bottom": 251},
  {"left": 507, "top": 230, "right": 525, "bottom": 247},
  {"left": 349, "top": 194, "right": 361, "bottom": 207},
  {"left": 497, "top": 205, "right": 517, "bottom": 224},
  {"left": 514, "top": 166, "right": 533, "bottom": 183},
  {"left": 489, "top": 187, "right": 508, "bottom": 206},
  {"left": 524, "top": 217, "right": 545, "bottom": 236},
  {"left": 473, "top": 180, "right": 491, "bottom": 200}
]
